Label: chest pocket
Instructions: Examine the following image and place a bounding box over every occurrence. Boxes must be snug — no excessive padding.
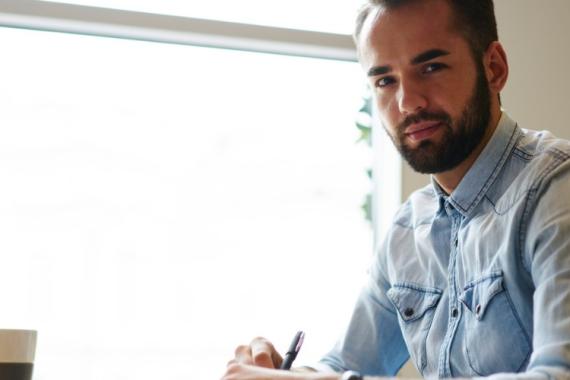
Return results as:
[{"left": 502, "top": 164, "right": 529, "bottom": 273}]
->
[
  {"left": 459, "top": 271, "right": 531, "bottom": 376},
  {"left": 387, "top": 284, "right": 442, "bottom": 373}
]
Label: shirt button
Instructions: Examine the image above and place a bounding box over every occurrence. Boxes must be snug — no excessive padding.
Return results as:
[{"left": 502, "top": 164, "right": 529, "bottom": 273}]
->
[
  {"left": 404, "top": 308, "right": 414, "bottom": 318},
  {"left": 475, "top": 304, "right": 482, "bottom": 315},
  {"left": 451, "top": 308, "right": 458, "bottom": 318}
]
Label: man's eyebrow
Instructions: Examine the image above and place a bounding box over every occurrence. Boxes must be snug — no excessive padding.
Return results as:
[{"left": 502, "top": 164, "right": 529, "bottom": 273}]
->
[
  {"left": 367, "top": 49, "right": 450, "bottom": 77},
  {"left": 367, "top": 65, "right": 392, "bottom": 77},
  {"left": 410, "top": 49, "right": 450, "bottom": 65}
]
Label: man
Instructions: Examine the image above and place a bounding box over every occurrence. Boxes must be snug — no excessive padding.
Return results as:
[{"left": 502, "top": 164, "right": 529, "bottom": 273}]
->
[{"left": 221, "top": 0, "right": 570, "bottom": 379}]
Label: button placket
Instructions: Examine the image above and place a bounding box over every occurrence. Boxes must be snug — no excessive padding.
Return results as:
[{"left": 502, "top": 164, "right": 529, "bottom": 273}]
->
[{"left": 439, "top": 214, "right": 462, "bottom": 378}]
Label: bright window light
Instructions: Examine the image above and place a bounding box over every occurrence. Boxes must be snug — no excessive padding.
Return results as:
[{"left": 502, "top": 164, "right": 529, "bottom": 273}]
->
[
  {"left": 36, "top": 0, "right": 357, "bottom": 34},
  {"left": 0, "top": 27, "right": 372, "bottom": 379}
]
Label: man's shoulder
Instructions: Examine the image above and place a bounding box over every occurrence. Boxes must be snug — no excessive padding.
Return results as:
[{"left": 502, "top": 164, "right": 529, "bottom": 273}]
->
[
  {"left": 513, "top": 128, "right": 570, "bottom": 186},
  {"left": 486, "top": 128, "right": 570, "bottom": 213},
  {"left": 516, "top": 128, "right": 570, "bottom": 160},
  {"left": 388, "top": 129, "right": 569, "bottom": 229}
]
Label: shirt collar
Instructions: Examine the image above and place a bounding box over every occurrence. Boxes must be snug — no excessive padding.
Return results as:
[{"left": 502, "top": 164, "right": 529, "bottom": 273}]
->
[{"left": 431, "top": 112, "right": 521, "bottom": 217}]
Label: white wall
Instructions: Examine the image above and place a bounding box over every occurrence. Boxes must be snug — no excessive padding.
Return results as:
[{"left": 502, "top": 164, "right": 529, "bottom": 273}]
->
[
  {"left": 497, "top": 0, "right": 570, "bottom": 139},
  {"left": 400, "top": 0, "right": 570, "bottom": 200}
]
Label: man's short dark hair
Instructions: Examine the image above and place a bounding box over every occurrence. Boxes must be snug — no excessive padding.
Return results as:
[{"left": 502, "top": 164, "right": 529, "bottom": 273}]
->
[{"left": 354, "top": 0, "right": 498, "bottom": 59}]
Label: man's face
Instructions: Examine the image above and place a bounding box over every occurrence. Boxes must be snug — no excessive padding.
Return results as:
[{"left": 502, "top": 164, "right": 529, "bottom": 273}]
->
[{"left": 358, "top": 0, "right": 492, "bottom": 174}]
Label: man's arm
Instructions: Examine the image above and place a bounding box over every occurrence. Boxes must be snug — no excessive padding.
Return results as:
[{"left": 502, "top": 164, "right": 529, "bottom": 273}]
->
[
  {"left": 318, "top": 238, "right": 409, "bottom": 375},
  {"left": 221, "top": 230, "right": 411, "bottom": 379},
  {"left": 519, "top": 163, "right": 570, "bottom": 379}
]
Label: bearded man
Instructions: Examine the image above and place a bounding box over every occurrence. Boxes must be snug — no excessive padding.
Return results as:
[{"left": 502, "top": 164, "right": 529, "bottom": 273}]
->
[{"left": 221, "top": 1, "right": 570, "bottom": 379}]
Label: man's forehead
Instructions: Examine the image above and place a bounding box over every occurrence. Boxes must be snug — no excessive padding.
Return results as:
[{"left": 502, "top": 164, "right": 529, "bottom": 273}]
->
[{"left": 357, "top": 0, "right": 459, "bottom": 65}]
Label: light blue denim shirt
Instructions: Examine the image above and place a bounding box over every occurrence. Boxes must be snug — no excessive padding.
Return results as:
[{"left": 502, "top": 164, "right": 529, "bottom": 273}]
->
[{"left": 319, "top": 113, "right": 570, "bottom": 379}]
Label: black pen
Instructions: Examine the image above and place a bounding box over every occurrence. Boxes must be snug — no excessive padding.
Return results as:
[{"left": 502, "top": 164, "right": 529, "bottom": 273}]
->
[{"left": 280, "top": 331, "right": 305, "bottom": 370}]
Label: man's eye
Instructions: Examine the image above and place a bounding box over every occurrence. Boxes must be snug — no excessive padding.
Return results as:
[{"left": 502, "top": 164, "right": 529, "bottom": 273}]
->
[
  {"left": 423, "top": 63, "right": 447, "bottom": 74},
  {"left": 375, "top": 76, "right": 395, "bottom": 88}
]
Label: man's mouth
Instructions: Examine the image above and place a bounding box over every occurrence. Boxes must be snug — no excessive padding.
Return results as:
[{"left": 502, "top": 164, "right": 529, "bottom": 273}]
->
[{"left": 404, "top": 121, "right": 443, "bottom": 142}]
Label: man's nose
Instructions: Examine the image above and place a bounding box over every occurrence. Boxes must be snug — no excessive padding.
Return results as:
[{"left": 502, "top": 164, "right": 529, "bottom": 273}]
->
[{"left": 397, "top": 78, "right": 428, "bottom": 115}]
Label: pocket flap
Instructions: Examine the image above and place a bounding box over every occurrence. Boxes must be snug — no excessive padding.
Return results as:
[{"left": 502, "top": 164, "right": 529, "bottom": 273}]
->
[
  {"left": 387, "top": 284, "right": 443, "bottom": 322},
  {"left": 459, "top": 271, "right": 504, "bottom": 320}
]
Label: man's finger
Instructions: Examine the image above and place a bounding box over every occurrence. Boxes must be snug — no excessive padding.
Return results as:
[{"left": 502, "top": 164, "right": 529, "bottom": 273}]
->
[
  {"left": 250, "top": 337, "right": 279, "bottom": 368},
  {"left": 233, "top": 344, "right": 254, "bottom": 365}
]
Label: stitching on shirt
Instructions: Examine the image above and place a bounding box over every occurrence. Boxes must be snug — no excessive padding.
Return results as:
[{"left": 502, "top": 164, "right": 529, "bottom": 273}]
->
[
  {"left": 513, "top": 147, "right": 534, "bottom": 161},
  {"left": 483, "top": 193, "right": 525, "bottom": 216},
  {"left": 459, "top": 125, "right": 521, "bottom": 215},
  {"left": 419, "top": 307, "right": 438, "bottom": 372},
  {"left": 485, "top": 146, "right": 569, "bottom": 218},
  {"left": 518, "top": 151, "right": 570, "bottom": 273},
  {"left": 464, "top": 285, "right": 532, "bottom": 375},
  {"left": 485, "top": 188, "right": 532, "bottom": 216},
  {"left": 462, "top": 270, "right": 503, "bottom": 290},
  {"left": 503, "top": 288, "right": 533, "bottom": 372},
  {"left": 391, "top": 282, "right": 444, "bottom": 294},
  {"left": 550, "top": 146, "right": 570, "bottom": 160},
  {"left": 484, "top": 194, "right": 497, "bottom": 208}
]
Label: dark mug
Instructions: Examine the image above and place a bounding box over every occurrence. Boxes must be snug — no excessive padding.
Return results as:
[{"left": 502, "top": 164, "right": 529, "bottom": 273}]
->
[{"left": 0, "top": 330, "right": 37, "bottom": 380}]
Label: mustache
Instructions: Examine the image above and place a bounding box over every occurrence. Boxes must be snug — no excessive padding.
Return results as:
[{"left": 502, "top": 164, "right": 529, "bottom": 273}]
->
[{"left": 398, "top": 110, "right": 452, "bottom": 131}]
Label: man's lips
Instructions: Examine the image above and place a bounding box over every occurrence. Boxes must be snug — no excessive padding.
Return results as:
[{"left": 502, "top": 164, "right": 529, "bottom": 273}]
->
[{"left": 404, "top": 121, "right": 443, "bottom": 141}]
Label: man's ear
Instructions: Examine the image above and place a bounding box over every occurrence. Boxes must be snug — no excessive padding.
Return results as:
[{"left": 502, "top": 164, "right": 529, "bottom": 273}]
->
[{"left": 484, "top": 41, "right": 509, "bottom": 93}]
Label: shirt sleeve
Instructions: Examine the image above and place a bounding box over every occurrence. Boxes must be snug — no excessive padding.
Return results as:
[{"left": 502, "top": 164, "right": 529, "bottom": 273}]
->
[
  {"left": 318, "top": 238, "right": 410, "bottom": 376},
  {"left": 519, "top": 160, "right": 570, "bottom": 379},
  {"left": 448, "top": 157, "right": 570, "bottom": 380}
]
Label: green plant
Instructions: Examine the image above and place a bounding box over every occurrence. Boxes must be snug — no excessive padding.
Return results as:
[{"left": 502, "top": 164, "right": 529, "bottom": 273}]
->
[{"left": 356, "top": 92, "right": 373, "bottom": 225}]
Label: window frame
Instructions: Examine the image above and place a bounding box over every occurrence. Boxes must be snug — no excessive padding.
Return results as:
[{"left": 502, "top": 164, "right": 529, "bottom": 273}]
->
[{"left": 0, "top": 0, "right": 356, "bottom": 61}]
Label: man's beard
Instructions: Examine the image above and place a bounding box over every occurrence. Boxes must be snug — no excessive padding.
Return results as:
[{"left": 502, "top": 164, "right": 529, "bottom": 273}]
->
[{"left": 388, "top": 63, "right": 492, "bottom": 174}]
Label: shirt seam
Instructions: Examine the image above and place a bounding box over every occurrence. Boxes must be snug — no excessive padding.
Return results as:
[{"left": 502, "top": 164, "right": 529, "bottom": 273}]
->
[
  {"left": 519, "top": 150, "right": 570, "bottom": 273},
  {"left": 455, "top": 124, "right": 521, "bottom": 215}
]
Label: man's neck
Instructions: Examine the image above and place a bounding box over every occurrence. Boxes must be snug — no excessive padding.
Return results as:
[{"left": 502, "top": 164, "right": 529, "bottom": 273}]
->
[{"left": 433, "top": 107, "right": 502, "bottom": 195}]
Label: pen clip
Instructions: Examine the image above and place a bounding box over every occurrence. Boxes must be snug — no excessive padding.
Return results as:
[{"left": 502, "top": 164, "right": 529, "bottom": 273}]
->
[{"left": 294, "top": 331, "right": 305, "bottom": 353}]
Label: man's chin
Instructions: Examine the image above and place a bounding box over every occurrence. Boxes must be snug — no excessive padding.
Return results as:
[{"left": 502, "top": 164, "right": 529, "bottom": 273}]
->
[{"left": 400, "top": 144, "right": 446, "bottom": 174}]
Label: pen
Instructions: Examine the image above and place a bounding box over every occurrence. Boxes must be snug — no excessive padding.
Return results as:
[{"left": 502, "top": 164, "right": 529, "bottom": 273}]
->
[{"left": 280, "top": 331, "right": 305, "bottom": 370}]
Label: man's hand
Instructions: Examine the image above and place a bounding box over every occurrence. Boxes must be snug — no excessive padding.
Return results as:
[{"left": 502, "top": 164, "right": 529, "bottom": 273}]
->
[
  {"left": 228, "top": 337, "right": 284, "bottom": 369},
  {"left": 222, "top": 337, "right": 340, "bottom": 380}
]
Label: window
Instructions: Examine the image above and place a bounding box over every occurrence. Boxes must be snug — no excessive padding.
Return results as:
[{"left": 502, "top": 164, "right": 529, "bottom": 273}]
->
[
  {"left": 37, "top": 0, "right": 357, "bottom": 33},
  {"left": 0, "top": 25, "right": 373, "bottom": 379}
]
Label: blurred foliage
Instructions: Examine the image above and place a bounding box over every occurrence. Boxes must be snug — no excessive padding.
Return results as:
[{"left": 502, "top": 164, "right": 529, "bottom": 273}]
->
[{"left": 356, "top": 92, "right": 373, "bottom": 225}]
